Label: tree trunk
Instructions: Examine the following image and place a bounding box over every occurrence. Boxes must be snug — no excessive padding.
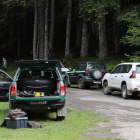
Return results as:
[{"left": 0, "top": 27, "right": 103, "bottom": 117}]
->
[
  {"left": 33, "top": 0, "right": 37, "bottom": 60},
  {"left": 76, "top": 0, "right": 82, "bottom": 48},
  {"left": 65, "top": 0, "right": 72, "bottom": 57},
  {"left": 36, "top": 5, "right": 40, "bottom": 59},
  {"left": 44, "top": 0, "right": 49, "bottom": 60},
  {"left": 98, "top": 7, "right": 108, "bottom": 60},
  {"left": 18, "top": 8, "right": 20, "bottom": 60},
  {"left": 114, "top": 0, "right": 121, "bottom": 55},
  {"left": 81, "top": 11, "right": 88, "bottom": 58},
  {"left": 49, "top": 0, "right": 55, "bottom": 52},
  {"left": 91, "top": 14, "right": 95, "bottom": 35},
  {"left": 39, "top": 1, "right": 45, "bottom": 59}
]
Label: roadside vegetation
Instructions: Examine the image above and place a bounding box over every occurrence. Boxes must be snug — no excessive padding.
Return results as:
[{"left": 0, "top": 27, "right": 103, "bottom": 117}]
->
[
  {"left": 61, "top": 56, "right": 128, "bottom": 70},
  {"left": 0, "top": 54, "right": 131, "bottom": 77},
  {"left": 0, "top": 102, "right": 124, "bottom": 140}
]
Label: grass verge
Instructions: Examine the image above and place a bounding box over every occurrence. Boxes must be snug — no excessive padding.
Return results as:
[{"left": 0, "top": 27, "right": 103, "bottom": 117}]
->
[{"left": 0, "top": 103, "right": 124, "bottom": 140}]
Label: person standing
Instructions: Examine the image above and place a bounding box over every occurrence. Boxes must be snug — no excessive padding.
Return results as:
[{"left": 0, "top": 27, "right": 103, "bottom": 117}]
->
[
  {"left": 2, "top": 58, "right": 7, "bottom": 72},
  {"left": 2, "top": 58, "right": 7, "bottom": 79}
]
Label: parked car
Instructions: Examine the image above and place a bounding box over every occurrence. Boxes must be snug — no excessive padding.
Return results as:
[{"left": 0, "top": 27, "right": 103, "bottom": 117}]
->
[
  {"left": 102, "top": 63, "right": 140, "bottom": 99},
  {"left": 64, "top": 62, "right": 107, "bottom": 89},
  {"left": 46, "top": 60, "right": 69, "bottom": 79},
  {"left": 0, "top": 60, "right": 67, "bottom": 120}
]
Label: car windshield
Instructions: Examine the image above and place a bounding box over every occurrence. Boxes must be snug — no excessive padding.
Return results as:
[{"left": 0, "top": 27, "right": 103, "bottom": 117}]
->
[
  {"left": 19, "top": 70, "right": 57, "bottom": 79},
  {"left": 55, "top": 62, "right": 65, "bottom": 68},
  {"left": 87, "top": 63, "right": 105, "bottom": 69}
]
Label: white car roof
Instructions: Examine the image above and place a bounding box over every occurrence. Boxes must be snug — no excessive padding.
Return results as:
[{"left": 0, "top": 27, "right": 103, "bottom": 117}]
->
[{"left": 118, "top": 62, "right": 140, "bottom": 65}]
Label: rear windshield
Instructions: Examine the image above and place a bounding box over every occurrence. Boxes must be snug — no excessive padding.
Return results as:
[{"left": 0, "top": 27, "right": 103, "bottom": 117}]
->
[
  {"left": 136, "top": 65, "right": 140, "bottom": 73},
  {"left": 19, "top": 70, "right": 58, "bottom": 79},
  {"left": 87, "top": 63, "right": 106, "bottom": 69}
]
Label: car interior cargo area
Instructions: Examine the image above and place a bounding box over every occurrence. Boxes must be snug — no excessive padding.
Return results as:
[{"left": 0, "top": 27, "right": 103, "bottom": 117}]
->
[{"left": 16, "top": 69, "right": 59, "bottom": 97}]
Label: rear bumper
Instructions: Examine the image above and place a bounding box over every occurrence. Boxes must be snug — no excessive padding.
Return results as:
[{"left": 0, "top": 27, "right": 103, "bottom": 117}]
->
[
  {"left": 10, "top": 99, "right": 66, "bottom": 111},
  {"left": 83, "top": 76, "right": 102, "bottom": 85},
  {"left": 126, "top": 80, "right": 140, "bottom": 94}
]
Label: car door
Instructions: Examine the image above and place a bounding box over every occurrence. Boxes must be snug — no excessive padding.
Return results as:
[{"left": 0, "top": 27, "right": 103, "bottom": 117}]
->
[
  {"left": 76, "top": 63, "right": 86, "bottom": 77},
  {"left": 0, "top": 70, "right": 12, "bottom": 102},
  {"left": 69, "top": 63, "right": 79, "bottom": 84},
  {"left": 109, "top": 65, "right": 121, "bottom": 88},
  {"left": 118, "top": 65, "right": 131, "bottom": 87}
]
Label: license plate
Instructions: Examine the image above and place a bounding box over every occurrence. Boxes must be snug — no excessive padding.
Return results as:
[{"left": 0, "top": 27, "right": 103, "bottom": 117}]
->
[
  {"left": 30, "top": 101, "right": 47, "bottom": 105},
  {"left": 93, "top": 81, "right": 101, "bottom": 84}
]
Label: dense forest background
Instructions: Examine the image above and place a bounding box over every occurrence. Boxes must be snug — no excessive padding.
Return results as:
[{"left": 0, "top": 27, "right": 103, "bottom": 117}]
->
[{"left": 0, "top": 0, "right": 140, "bottom": 61}]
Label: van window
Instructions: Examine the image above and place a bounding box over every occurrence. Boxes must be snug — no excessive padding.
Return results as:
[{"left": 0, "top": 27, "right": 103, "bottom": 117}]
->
[
  {"left": 88, "top": 63, "right": 105, "bottom": 69},
  {"left": 120, "top": 65, "right": 132, "bottom": 73},
  {"left": 112, "top": 65, "right": 121, "bottom": 74},
  {"left": 136, "top": 65, "right": 140, "bottom": 73},
  {"left": 19, "top": 70, "right": 57, "bottom": 79}
]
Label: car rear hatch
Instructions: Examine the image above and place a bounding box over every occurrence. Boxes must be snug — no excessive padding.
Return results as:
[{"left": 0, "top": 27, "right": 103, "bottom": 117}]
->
[
  {"left": 135, "top": 64, "right": 140, "bottom": 87},
  {"left": 11, "top": 60, "right": 65, "bottom": 101},
  {"left": 15, "top": 60, "right": 62, "bottom": 70},
  {"left": 87, "top": 62, "right": 107, "bottom": 78}
]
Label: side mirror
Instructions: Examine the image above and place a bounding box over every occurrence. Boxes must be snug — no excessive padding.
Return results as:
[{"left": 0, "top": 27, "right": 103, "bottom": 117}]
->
[
  {"left": 108, "top": 70, "right": 112, "bottom": 73},
  {"left": 69, "top": 68, "right": 72, "bottom": 71}
]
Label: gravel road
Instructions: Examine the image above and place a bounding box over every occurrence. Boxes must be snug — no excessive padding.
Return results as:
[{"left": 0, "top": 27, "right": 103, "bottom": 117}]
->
[{"left": 66, "top": 87, "right": 140, "bottom": 140}]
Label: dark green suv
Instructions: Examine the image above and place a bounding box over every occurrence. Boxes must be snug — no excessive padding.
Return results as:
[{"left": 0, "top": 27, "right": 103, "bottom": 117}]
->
[{"left": 64, "top": 62, "right": 107, "bottom": 89}]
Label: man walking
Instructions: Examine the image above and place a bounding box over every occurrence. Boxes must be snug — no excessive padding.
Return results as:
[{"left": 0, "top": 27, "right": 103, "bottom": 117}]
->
[
  {"left": 2, "top": 58, "right": 7, "bottom": 79},
  {"left": 2, "top": 58, "right": 7, "bottom": 72}
]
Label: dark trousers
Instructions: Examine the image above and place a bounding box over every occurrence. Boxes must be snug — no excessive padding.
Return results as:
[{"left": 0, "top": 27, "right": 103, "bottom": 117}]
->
[
  {"left": 3, "top": 68, "right": 7, "bottom": 72},
  {"left": 3, "top": 68, "right": 7, "bottom": 79}
]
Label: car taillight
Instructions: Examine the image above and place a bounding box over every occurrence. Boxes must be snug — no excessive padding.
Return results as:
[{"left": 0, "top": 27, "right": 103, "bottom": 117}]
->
[
  {"left": 130, "top": 71, "right": 136, "bottom": 78},
  {"left": 85, "top": 69, "right": 89, "bottom": 72},
  {"left": 10, "top": 85, "right": 16, "bottom": 97},
  {"left": 104, "top": 70, "right": 107, "bottom": 73},
  {"left": 60, "top": 84, "right": 66, "bottom": 96}
]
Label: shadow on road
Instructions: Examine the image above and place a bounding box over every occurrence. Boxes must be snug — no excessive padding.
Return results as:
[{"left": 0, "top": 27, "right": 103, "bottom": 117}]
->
[{"left": 106, "top": 92, "right": 140, "bottom": 100}]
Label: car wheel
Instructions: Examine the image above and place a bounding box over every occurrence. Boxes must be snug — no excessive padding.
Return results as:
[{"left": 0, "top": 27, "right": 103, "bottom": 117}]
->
[
  {"left": 57, "top": 116, "right": 65, "bottom": 121},
  {"left": 103, "top": 81, "right": 111, "bottom": 95},
  {"left": 78, "top": 78, "right": 85, "bottom": 89},
  {"left": 9, "top": 103, "right": 11, "bottom": 112},
  {"left": 64, "top": 77, "right": 70, "bottom": 87},
  {"left": 9, "top": 103, "right": 13, "bottom": 112},
  {"left": 57, "top": 105, "right": 66, "bottom": 121},
  {"left": 122, "top": 84, "right": 128, "bottom": 99}
]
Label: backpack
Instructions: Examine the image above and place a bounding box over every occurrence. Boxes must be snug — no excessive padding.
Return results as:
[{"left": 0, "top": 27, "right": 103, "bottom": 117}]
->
[{"left": 8, "top": 109, "right": 27, "bottom": 118}]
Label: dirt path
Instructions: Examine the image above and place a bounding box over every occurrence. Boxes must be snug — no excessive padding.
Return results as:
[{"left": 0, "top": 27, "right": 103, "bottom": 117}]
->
[{"left": 66, "top": 87, "right": 140, "bottom": 140}]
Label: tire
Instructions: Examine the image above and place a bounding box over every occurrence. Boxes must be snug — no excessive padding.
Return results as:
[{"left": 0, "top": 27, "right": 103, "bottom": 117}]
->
[
  {"left": 57, "top": 116, "right": 65, "bottom": 121},
  {"left": 122, "top": 84, "right": 128, "bottom": 99},
  {"left": 103, "top": 81, "right": 111, "bottom": 95},
  {"left": 64, "top": 77, "right": 70, "bottom": 87},
  {"left": 9, "top": 103, "right": 13, "bottom": 112},
  {"left": 78, "top": 78, "right": 85, "bottom": 89},
  {"left": 90, "top": 68, "right": 103, "bottom": 80},
  {"left": 98, "top": 84, "right": 102, "bottom": 89},
  {"left": 57, "top": 105, "right": 66, "bottom": 121}
]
